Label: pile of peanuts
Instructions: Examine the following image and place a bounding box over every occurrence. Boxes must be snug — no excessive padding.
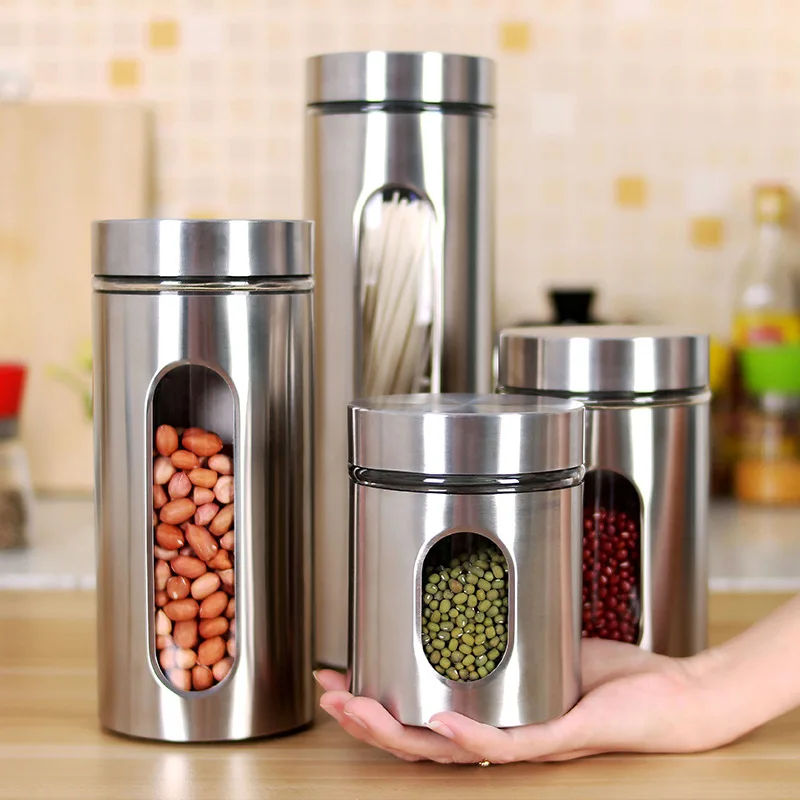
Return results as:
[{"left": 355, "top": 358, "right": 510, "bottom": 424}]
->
[{"left": 152, "top": 424, "right": 236, "bottom": 692}]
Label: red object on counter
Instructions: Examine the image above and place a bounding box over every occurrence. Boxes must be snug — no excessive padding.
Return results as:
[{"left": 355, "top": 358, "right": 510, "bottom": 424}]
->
[{"left": 0, "top": 364, "right": 27, "bottom": 419}]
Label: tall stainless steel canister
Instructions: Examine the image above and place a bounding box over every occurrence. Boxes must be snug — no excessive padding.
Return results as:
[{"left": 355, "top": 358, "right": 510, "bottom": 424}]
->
[
  {"left": 498, "top": 325, "right": 711, "bottom": 657},
  {"left": 92, "top": 219, "right": 315, "bottom": 741},
  {"left": 348, "top": 394, "right": 585, "bottom": 727},
  {"left": 305, "top": 51, "right": 496, "bottom": 667}
]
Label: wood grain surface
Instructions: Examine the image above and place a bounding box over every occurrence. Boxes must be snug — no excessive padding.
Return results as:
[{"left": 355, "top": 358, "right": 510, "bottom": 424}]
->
[{"left": 1, "top": 590, "right": 799, "bottom": 800}]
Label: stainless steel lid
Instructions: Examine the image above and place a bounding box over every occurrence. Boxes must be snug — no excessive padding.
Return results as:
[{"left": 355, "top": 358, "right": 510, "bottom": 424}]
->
[
  {"left": 92, "top": 219, "right": 314, "bottom": 279},
  {"left": 348, "top": 393, "right": 584, "bottom": 476},
  {"left": 305, "top": 51, "right": 495, "bottom": 108},
  {"left": 498, "top": 325, "right": 710, "bottom": 395}
]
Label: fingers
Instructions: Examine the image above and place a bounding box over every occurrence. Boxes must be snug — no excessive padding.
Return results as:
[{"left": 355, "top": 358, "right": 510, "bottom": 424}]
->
[
  {"left": 343, "top": 696, "right": 478, "bottom": 764},
  {"left": 429, "top": 702, "right": 595, "bottom": 763},
  {"left": 314, "top": 669, "right": 348, "bottom": 693}
]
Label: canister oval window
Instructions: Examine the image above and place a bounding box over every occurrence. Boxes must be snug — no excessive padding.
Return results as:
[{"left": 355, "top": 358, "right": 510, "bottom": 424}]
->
[
  {"left": 150, "top": 363, "right": 237, "bottom": 693},
  {"left": 581, "top": 469, "right": 642, "bottom": 645},
  {"left": 420, "top": 532, "right": 509, "bottom": 682}
]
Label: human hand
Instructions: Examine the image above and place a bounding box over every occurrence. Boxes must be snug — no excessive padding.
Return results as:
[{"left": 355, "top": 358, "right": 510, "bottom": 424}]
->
[{"left": 315, "top": 638, "right": 747, "bottom": 764}]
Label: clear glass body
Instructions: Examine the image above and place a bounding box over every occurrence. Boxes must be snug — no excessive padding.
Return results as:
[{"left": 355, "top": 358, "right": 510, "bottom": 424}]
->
[
  {"left": 151, "top": 365, "right": 237, "bottom": 693},
  {"left": 581, "top": 469, "right": 642, "bottom": 644},
  {"left": 0, "top": 430, "right": 33, "bottom": 551},
  {"left": 421, "top": 532, "right": 510, "bottom": 684}
]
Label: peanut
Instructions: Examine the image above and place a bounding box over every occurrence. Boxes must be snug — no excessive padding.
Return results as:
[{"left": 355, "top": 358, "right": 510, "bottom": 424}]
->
[
  {"left": 165, "top": 575, "right": 191, "bottom": 600},
  {"left": 163, "top": 598, "right": 199, "bottom": 621},
  {"left": 153, "top": 456, "right": 176, "bottom": 485},
  {"left": 171, "top": 450, "right": 200, "bottom": 470},
  {"left": 208, "top": 454, "right": 233, "bottom": 475},
  {"left": 159, "top": 648, "right": 176, "bottom": 670},
  {"left": 155, "top": 609, "right": 172, "bottom": 636},
  {"left": 190, "top": 572, "right": 220, "bottom": 600},
  {"left": 155, "top": 425, "right": 179, "bottom": 457},
  {"left": 174, "top": 648, "right": 197, "bottom": 670},
  {"left": 197, "top": 636, "right": 226, "bottom": 666},
  {"left": 155, "top": 559, "right": 171, "bottom": 591},
  {"left": 186, "top": 524, "right": 218, "bottom": 563},
  {"left": 152, "top": 484, "right": 168, "bottom": 509},
  {"left": 160, "top": 497, "right": 196, "bottom": 525},
  {"left": 214, "top": 475, "right": 234, "bottom": 505},
  {"left": 198, "top": 616, "right": 228, "bottom": 638},
  {"left": 167, "top": 668, "right": 191, "bottom": 692},
  {"left": 192, "top": 665, "right": 214, "bottom": 690},
  {"left": 207, "top": 550, "right": 232, "bottom": 570},
  {"left": 167, "top": 471, "right": 192, "bottom": 500},
  {"left": 153, "top": 423, "right": 236, "bottom": 691},
  {"left": 209, "top": 504, "right": 234, "bottom": 535},
  {"left": 193, "top": 487, "right": 215, "bottom": 505},
  {"left": 188, "top": 468, "right": 218, "bottom": 489},
  {"left": 199, "top": 591, "right": 228, "bottom": 620},
  {"left": 171, "top": 555, "right": 207, "bottom": 579},
  {"left": 194, "top": 502, "right": 219, "bottom": 527},
  {"left": 212, "top": 657, "right": 233, "bottom": 682},
  {"left": 183, "top": 430, "right": 223, "bottom": 458},
  {"left": 156, "top": 524, "right": 185, "bottom": 551},
  {"left": 173, "top": 620, "right": 198, "bottom": 649}
]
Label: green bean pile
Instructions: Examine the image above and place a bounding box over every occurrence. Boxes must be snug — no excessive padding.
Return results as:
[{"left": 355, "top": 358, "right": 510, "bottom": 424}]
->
[{"left": 421, "top": 545, "right": 509, "bottom": 682}]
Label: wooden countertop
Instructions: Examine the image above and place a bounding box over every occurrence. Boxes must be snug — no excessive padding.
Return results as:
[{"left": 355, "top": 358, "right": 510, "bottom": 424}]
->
[{"left": 3, "top": 590, "right": 800, "bottom": 799}]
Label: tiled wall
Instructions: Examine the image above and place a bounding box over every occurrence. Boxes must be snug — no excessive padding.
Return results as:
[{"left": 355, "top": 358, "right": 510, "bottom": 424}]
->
[{"left": 2, "top": 0, "right": 800, "bottom": 336}]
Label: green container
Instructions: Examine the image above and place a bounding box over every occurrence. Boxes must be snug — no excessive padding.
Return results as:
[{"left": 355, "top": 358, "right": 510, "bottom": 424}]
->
[{"left": 739, "top": 345, "right": 800, "bottom": 395}]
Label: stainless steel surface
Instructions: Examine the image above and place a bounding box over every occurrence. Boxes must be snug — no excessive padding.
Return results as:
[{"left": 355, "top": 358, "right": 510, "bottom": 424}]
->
[
  {"left": 92, "top": 222, "right": 314, "bottom": 742},
  {"left": 306, "top": 52, "right": 495, "bottom": 668},
  {"left": 349, "top": 483, "right": 583, "bottom": 728},
  {"left": 349, "top": 393, "right": 584, "bottom": 475},
  {"left": 306, "top": 51, "right": 494, "bottom": 107},
  {"left": 499, "top": 325, "right": 710, "bottom": 395},
  {"left": 497, "top": 325, "right": 711, "bottom": 658},
  {"left": 92, "top": 219, "right": 314, "bottom": 278}
]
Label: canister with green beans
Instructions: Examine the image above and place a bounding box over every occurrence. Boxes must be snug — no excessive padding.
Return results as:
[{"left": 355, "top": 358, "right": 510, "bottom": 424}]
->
[{"left": 347, "top": 393, "right": 585, "bottom": 728}]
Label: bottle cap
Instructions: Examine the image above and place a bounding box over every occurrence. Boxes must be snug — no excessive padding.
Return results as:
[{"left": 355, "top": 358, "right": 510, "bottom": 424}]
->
[{"left": 0, "top": 364, "right": 27, "bottom": 419}]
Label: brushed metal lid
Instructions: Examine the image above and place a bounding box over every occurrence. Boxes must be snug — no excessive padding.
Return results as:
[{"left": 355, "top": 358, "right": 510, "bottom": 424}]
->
[
  {"left": 92, "top": 219, "right": 314, "bottom": 279},
  {"left": 305, "top": 51, "right": 495, "bottom": 108},
  {"left": 348, "top": 393, "right": 584, "bottom": 476},
  {"left": 498, "top": 325, "right": 710, "bottom": 395}
]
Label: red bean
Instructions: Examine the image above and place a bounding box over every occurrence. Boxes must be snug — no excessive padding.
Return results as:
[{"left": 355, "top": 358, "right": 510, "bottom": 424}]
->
[{"left": 581, "top": 503, "right": 641, "bottom": 645}]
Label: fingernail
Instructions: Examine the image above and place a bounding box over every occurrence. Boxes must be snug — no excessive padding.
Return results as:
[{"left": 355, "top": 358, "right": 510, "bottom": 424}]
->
[
  {"left": 320, "top": 702, "right": 343, "bottom": 722},
  {"left": 344, "top": 710, "right": 369, "bottom": 730},
  {"left": 426, "top": 720, "right": 454, "bottom": 739},
  {"left": 312, "top": 670, "right": 322, "bottom": 686}
]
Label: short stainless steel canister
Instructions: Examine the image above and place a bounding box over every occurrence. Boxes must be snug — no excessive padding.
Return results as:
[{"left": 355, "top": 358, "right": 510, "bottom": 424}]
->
[
  {"left": 498, "top": 325, "right": 710, "bottom": 657},
  {"left": 348, "top": 394, "right": 585, "bottom": 727},
  {"left": 305, "top": 52, "right": 496, "bottom": 668},
  {"left": 92, "top": 220, "right": 315, "bottom": 741}
]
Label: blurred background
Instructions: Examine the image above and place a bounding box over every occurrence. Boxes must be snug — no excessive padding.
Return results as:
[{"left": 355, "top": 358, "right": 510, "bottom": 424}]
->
[{"left": 0, "top": 0, "right": 799, "bottom": 579}]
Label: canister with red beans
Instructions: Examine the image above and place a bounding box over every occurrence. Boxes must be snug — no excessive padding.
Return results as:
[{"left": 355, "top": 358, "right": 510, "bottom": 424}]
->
[{"left": 498, "top": 325, "right": 710, "bottom": 657}]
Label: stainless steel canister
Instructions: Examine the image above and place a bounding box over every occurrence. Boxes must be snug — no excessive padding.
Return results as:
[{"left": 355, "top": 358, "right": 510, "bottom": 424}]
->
[
  {"left": 348, "top": 394, "right": 584, "bottom": 727},
  {"left": 498, "top": 325, "right": 710, "bottom": 657},
  {"left": 92, "top": 219, "right": 315, "bottom": 742},
  {"left": 305, "top": 52, "right": 496, "bottom": 668}
]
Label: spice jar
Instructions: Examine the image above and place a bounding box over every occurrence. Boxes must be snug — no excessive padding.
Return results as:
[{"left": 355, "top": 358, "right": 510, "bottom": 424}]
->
[
  {"left": 92, "top": 219, "right": 315, "bottom": 742},
  {"left": 348, "top": 393, "right": 585, "bottom": 728},
  {"left": 0, "top": 364, "right": 32, "bottom": 551},
  {"left": 498, "top": 325, "right": 710, "bottom": 657}
]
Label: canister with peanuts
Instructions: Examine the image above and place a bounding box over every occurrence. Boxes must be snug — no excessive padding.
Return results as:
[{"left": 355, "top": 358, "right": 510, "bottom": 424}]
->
[{"left": 92, "top": 219, "right": 315, "bottom": 742}]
